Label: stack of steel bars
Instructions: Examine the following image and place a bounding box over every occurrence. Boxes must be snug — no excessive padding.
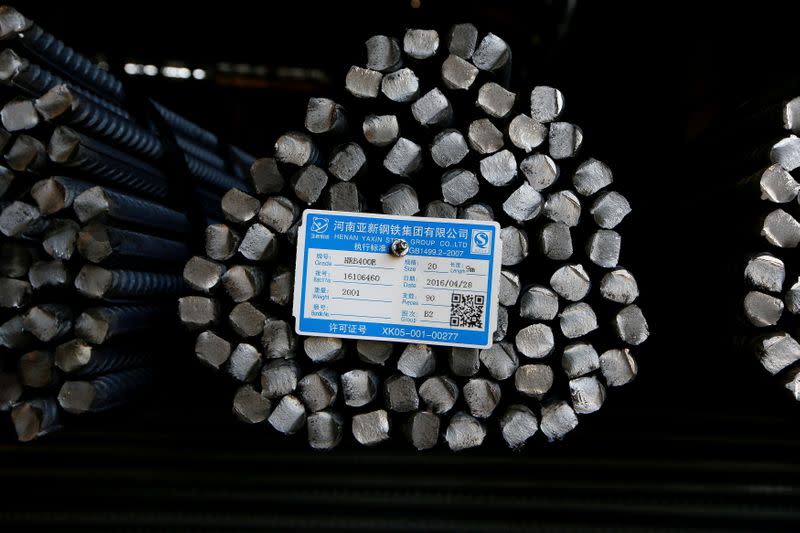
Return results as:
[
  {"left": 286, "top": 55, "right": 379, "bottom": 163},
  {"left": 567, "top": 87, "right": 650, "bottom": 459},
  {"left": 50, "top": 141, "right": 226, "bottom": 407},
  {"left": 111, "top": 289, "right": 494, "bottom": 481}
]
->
[
  {"left": 0, "top": 5, "right": 253, "bottom": 441},
  {"left": 180, "top": 24, "right": 648, "bottom": 451},
  {"left": 737, "top": 94, "right": 800, "bottom": 399}
]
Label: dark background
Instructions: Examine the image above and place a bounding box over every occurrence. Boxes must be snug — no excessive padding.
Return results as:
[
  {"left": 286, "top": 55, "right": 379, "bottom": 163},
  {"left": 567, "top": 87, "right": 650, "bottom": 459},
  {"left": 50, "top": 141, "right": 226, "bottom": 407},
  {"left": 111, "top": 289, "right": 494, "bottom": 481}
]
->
[{"left": 2, "top": 1, "right": 800, "bottom": 530}]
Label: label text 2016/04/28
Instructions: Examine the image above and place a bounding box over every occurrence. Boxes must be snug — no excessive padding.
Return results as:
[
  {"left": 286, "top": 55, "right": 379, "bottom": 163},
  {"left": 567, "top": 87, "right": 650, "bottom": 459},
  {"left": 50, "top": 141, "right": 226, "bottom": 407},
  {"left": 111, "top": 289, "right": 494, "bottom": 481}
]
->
[{"left": 425, "top": 279, "right": 474, "bottom": 289}]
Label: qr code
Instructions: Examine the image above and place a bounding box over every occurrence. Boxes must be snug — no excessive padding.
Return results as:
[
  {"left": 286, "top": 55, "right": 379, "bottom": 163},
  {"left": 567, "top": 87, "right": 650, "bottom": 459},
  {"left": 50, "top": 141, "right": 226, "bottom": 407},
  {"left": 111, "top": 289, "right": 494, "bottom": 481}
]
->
[{"left": 450, "top": 293, "right": 484, "bottom": 329}]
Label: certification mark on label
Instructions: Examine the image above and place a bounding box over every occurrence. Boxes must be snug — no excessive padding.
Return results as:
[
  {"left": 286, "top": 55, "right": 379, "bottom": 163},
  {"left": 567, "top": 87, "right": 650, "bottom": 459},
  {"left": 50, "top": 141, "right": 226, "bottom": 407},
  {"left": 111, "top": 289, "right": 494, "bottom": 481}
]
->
[
  {"left": 292, "top": 210, "right": 502, "bottom": 348},
  {"left": 470, "top": 229, "right": 492, "bottom": 255}
]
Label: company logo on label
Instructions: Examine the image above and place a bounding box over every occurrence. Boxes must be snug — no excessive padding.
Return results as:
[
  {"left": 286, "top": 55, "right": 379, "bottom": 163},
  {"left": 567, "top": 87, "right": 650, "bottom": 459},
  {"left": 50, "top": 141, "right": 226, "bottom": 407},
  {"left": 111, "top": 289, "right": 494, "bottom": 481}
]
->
[
  {"left": 310, "top": 217, "right": 329, "bottom": 233},
  {"left": 470, "top": 229, "right": 491, "bottom": 255}
]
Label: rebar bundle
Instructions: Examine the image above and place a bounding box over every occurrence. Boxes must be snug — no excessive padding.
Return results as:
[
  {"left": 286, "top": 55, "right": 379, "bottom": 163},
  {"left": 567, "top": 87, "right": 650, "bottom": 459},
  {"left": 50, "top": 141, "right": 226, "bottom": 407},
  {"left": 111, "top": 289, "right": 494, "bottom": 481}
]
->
[
  {"left": 181, "top": 24, "right": 648, "bottom": 450},
  {"left": 738, "top": 95, "right": 800, "bottom": 399},
  {"left": 0, "top": 5, "right": 252, "bottom": 441}
]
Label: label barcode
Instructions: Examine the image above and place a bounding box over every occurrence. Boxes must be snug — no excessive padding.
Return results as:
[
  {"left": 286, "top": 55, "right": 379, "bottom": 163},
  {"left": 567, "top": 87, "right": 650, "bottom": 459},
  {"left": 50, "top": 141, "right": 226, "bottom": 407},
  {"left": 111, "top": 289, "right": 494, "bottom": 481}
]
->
[{"left": 450, "top": 293, "right": 485, "bottom": 329}]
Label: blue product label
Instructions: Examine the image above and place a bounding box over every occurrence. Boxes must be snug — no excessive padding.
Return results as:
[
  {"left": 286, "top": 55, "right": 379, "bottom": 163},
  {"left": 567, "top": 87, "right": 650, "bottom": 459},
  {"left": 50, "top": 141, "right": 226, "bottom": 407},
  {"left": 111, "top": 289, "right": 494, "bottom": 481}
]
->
[{"left": 293, "top": 210, "right": 502, "bottom": 348}]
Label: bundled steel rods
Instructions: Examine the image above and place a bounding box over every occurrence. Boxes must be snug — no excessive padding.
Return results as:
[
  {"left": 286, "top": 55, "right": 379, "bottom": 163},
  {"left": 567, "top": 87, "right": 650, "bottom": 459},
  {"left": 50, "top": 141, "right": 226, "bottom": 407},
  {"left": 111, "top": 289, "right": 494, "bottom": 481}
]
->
[
  {"left": 181, "top": 24, "right": 648, "bottom": 450},
  {"left": 734, "top": 94, "right": 800, "bottom": 400},
  {"left": 0, "top": 5, "right": 252, "bottom": 441}
]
